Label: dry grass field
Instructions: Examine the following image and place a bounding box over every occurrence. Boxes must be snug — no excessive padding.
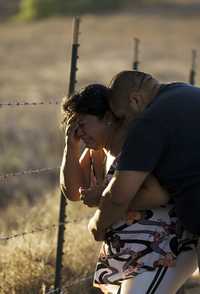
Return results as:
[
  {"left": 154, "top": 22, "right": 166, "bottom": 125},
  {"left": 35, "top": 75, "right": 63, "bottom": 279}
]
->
[{"left": 1, "top": 3, "right": 200, "bottom": 293}]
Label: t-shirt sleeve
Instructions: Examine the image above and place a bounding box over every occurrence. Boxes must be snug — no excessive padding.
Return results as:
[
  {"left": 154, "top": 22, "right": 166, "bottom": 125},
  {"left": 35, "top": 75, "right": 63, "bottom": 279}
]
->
[{"left": 117, "top": 118, "right": 168, "bottom": 172}]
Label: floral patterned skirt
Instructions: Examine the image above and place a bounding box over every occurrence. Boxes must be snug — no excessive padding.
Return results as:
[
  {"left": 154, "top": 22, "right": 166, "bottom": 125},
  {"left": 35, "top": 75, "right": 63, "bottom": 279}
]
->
[{"left": 93, "top": 205, "right": 197, "bottom": 291}]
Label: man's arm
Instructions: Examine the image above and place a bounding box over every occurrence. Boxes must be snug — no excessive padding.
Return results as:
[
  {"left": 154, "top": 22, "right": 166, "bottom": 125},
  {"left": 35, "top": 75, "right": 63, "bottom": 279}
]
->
[
  {"left": 129, "top": 174, "right": 169, "bottom": 210},
  {"left": 88, "top": 170, "right": 149, "bottom": 241}
]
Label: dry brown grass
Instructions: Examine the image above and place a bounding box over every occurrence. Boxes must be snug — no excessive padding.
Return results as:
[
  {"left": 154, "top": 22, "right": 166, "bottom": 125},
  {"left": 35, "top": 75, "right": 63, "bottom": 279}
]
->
[
  {"left": 1, "top": 6, "right": 200, "bottom": 293},
  {"left": 1, "top": 7, "right": 200, "bottom": 99},
  {"left": 0, "top": 191, "right": 101, "bottom": 293}
]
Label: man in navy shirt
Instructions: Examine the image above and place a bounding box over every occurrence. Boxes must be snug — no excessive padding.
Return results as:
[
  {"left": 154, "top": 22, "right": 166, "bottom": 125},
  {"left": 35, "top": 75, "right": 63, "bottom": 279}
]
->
[{"left": 88, "top": 70, "right": 200, "bottom": 241}]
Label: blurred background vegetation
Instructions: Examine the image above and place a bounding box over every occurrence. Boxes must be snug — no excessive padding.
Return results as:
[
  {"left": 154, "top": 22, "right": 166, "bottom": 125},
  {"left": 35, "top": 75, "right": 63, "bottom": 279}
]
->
[
  {"left": 1, "top": 0, "right": 197, "bottom": 21},
  {"left": 3, "top": 0, "right": 131, "bottom": 21},
  {"left": 17, "top": 0, "right": 123, "bottom": 20}
]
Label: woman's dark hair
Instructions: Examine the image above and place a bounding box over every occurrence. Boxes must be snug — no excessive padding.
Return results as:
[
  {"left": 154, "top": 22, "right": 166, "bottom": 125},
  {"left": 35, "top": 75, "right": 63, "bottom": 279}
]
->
[{"left": 62, "top": 84, "right": 111, "bottom": 127}]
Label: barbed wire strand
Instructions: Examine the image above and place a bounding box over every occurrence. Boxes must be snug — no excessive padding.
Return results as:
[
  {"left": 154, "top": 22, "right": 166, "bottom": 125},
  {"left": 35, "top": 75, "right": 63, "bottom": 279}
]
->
[
  {"left": 0, "top": 167, "right": 60, "bottom": 181},
  {"left": 0, "top": 99, "right": 95, "bottom": 292},
  {"left": 0, "top": 220, "right": 94, "bottom": 292},
  {"left": 62, "top": 274, "right": 93, "bottom": 292},
  {"left": 0, "top": 215, "right": 91, "bottom": 242},
  {"left": 0, "top": 222, "right": 68, "bottom": 241},
  {"left": 46, "top": 274, "right": 93, "bottom": 294},
  {"left": 0, "top": 101, "right": 61, "bottom": 108},
  {"left": 0, "top": 96, "right": 93, "bottom": 289}
]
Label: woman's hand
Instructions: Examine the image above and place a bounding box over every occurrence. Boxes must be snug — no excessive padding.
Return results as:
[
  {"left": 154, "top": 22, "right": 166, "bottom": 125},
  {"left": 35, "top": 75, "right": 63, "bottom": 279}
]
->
[
  {"left": 79, "top": 185, "right": 104, "bottom": 207},
  {"left": 88, "top": 211, "right": 106, "bottom": 241},
  {"left": 65, "top": 115, "right": 81, "bottom": 148}
]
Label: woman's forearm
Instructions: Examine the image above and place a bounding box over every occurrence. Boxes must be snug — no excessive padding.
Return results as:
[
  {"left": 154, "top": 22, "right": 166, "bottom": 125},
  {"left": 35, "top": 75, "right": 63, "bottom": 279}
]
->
[{"left": 60, "top": 144, "right": 85, "bottom": 201}]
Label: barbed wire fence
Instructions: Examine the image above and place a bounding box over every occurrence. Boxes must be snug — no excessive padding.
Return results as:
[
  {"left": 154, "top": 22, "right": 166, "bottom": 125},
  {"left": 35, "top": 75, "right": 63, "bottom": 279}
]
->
[
  {"left": 0, "top": 199, "right": 93, "bottom": 293},
  {"left": 0, "top": 156, "right": 94, "bottom": 293},
  {"left": 0, "top": 167, "right": 59, "bottom": 182},
  {"left": 0, "top": 100, "right": 60, "bottom": 108},
  {"left": 0, "top": 215, "right": 90, "bottom": 242},
  {"left": 0, "top": 16, "right": 91, "bottom": 294},
  {"left": 46, "top": 274, "right": 94, "bottom": 294}
]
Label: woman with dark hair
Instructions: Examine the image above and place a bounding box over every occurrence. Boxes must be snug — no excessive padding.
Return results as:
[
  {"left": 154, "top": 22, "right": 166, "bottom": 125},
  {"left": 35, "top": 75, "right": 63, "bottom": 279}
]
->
[{"left": 60, "top": 84, "right": 197, "bottom": 294}]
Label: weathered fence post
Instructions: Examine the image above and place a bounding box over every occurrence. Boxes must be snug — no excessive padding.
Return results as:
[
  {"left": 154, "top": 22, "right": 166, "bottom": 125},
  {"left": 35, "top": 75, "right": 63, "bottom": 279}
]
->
[
  {"left": 68, "top": 17, "right": 81, "bottom": 96},
  {"left": 132, "top": 37, "right": 140, "bottom": 70},
  {"left": 189, "top": 49, "right": 197, "bottom": 85},
  {"left": 54, "top": 16, "right": 80, "bottom": 293}
]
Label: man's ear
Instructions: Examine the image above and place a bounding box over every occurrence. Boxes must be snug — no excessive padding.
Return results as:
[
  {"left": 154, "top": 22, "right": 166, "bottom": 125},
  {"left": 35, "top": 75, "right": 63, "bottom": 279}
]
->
[
  {"left": 128, "top": 93, "right": 144, "bottom": 113},
  {"left": 103, "top": 111, "right": 113, "bottom": 125}
]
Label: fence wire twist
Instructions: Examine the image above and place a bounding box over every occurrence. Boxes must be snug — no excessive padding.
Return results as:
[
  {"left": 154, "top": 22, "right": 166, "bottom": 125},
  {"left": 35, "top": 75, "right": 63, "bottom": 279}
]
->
[
  {"left": 46, "top": 274, "right": 93, "bottom": 294},
  {"left": 0, "top": 100, "right": 60, "bottom": 108},
  {"left": 0, "top": 94, "right": 95, "bottom": 292},
  {"left": 0, "top": 215, "right": 91, "bottom": 242},
  {"left": 0, "top": 167, "right": 60, "bottom": 181},
  {"left": 0, "top": 222, "right": 67, "bottom": 241}
]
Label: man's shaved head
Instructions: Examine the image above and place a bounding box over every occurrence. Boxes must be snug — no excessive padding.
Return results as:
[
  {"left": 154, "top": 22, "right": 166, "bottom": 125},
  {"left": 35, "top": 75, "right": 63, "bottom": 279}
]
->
[
  {"left": 110, "top": 70, "right": 153, "bottom": 96},
  {"left": 109, "top": 70, "right": 160, "bottom": 120}
]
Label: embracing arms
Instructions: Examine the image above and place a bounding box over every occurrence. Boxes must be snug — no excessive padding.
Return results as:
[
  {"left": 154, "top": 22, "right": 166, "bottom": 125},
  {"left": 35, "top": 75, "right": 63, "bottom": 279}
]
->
[
  {"left": 88, "top": 170, "right": 169, "bottom": 241},
  {"left": 60, "top": 117, "right": 169, "bottom": 241}
]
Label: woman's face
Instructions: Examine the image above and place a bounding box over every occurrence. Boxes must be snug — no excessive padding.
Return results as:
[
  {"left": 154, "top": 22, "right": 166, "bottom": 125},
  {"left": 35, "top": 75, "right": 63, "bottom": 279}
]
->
[{"left": 76, "top": 114, "right": 110, "bottom": 150}]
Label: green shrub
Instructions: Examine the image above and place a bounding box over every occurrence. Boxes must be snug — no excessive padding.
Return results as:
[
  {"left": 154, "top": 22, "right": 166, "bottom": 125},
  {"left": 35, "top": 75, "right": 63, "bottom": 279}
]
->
[
  {"left": 17, "top": 0, "right": 123, "bottom": 20},
  {"left": 17, "top": 0, "right": 37, "bottom": 20}
]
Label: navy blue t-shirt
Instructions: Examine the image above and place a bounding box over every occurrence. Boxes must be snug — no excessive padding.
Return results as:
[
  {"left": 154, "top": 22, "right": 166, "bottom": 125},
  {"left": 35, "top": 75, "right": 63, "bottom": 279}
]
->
[
  {"left": 118, "top": 82, "right": 200, "bottom": 198},
  {"left": 118, "top": 82, "right": 200, "bottom": 233}
]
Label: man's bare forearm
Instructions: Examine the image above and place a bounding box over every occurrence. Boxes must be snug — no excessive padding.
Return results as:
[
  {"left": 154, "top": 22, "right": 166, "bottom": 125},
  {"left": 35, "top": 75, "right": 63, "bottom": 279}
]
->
[
  {"left": 129, "top": 175, "right": 169, "bottom": 210},
  {"left": 129, "top": 186, "right": 169, "bottom": 210},
  {"left": 88, "top": 170, "right": 148, "bottom": 241},
  {"left": 89, "top": 190, "right": 128, "bottom": 241},
  {"left": 98, "top": 191, "right": 128, "bottom": 228}
]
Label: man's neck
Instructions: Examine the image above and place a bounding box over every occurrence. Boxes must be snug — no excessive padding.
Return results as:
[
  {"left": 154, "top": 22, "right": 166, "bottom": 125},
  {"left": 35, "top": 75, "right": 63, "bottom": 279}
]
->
[
  {"left": 106, "top": 124, "right": 128, "bottom": 157},
  {"left": 143, "top": 82, "right": 161, "bottom": 108},
  {"left": 122, "top": 83, "right": 162, "bottom": 127}
]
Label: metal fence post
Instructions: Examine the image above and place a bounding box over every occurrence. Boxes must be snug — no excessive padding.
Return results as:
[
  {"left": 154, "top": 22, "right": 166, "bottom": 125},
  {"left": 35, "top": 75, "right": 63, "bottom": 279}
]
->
[
  {"left": 54, "top": 16, "right": 80, "bottom": 293},
  {"left": 132, "top": 37, "right": 140, "bottom": 70},
  {"left": 189, "top": 49, "right": 197, "bottom": 85}
]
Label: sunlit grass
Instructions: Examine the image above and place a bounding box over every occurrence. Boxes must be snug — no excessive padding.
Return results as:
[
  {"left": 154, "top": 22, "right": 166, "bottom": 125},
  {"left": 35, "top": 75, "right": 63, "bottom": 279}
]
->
[{"left": 0, "top": 192, "right": 100, "bottom": 293}]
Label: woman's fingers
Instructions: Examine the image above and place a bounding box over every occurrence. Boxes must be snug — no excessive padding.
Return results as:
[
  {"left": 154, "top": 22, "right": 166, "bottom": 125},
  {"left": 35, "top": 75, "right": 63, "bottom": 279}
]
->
[
  {"left": 65, "top": 115, "right": 81, "bottom": 145},
  {"left": 79, "top": 186, "right": 102, "bottom": 207},
  {"left": 79, "top": 187, "right": 85, "bottom": 201},
  {"left": 66, "top": 113, "right": 78, "bottom": 126},
  {"left": 66, "top": 114, "right": 79, "bottom": 134}
]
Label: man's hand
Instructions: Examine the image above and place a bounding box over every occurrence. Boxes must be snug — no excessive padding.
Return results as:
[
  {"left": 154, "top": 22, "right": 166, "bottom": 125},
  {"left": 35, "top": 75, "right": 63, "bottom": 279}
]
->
[
  {"left": 87, "top": 170, "right": 149, "bottom": 241},
  {"left": 88, "top": 210, "right": 106, "bottom": 241},
  {"left": 88, "top": 171, "right": 149, "bottom": 234},
  {"left": 79, "top": 185, "right": 104, "bottom": 207}
]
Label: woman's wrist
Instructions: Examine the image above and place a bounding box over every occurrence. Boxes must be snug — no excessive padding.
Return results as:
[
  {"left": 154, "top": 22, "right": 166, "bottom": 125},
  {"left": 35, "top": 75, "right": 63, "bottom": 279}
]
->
[{"left": 65, "top": 142, "right": 80, "bottom": 158}]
